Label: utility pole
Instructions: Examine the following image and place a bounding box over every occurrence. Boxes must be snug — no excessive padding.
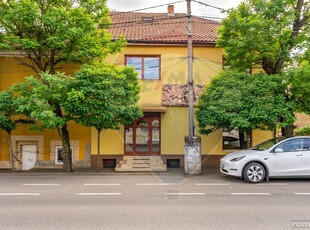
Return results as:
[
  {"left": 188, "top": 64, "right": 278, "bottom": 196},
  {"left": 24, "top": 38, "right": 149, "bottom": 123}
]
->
[
  {"left": 184, "top": 0, "right": 201, "bottom": 175},
  {"left": 187, "top": 0, "right": 194, "bottom": 137}
]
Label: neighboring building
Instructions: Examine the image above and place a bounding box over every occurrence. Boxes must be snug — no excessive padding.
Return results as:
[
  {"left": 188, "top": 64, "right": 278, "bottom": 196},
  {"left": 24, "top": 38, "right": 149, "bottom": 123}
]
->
[
  {"left": 0, "top": 57, "right": 91, "bottom": 170},
  {"left": 0, "top": 6, "right": 273, "bottom": 171}
]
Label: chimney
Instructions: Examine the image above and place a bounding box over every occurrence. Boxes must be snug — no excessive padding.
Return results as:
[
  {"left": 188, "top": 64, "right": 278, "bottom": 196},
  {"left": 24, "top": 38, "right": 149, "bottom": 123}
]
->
[{"left": 167, "top": 5, "right": 174, "bottom": 16}]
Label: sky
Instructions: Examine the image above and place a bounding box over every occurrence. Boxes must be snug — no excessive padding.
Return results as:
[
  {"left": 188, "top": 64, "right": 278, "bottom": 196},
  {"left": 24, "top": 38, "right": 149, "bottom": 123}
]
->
[{"left": 107, "top": 0, "right": 244, "bottom": 19}]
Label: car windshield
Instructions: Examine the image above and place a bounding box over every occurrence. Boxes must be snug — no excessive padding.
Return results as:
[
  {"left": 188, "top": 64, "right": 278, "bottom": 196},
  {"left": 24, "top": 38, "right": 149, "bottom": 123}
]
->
[{"left": 251, "top": 137, "right": 285, "bottom": 151}]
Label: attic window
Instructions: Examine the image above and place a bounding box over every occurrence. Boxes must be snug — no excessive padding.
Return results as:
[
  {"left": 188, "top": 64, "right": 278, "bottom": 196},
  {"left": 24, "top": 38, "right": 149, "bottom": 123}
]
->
[{"left": 142, "top": 17, "right": 154, "bottom": 24}]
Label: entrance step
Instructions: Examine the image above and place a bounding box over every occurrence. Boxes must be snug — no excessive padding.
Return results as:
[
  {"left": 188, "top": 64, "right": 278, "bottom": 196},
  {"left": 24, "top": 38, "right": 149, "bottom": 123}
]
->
[{"left": 115, "top": 156, "right": 167, "bottom": 172}]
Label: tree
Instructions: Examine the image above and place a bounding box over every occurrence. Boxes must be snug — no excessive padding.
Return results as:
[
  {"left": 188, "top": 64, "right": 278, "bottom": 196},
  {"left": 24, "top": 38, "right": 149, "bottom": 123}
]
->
[
  {"left": 0, "top": 90, "right": 34, "bottom": 171},
  {"left": 196, "top": 70, "right": 295, "bottom": 146},
  {"left": 0, "top": 0, "right": 126, "bottom": 172},
  {"left": 217, "top": 0, "right": 310, "bottom": 136},
  {"left": 12, "top": 73, "right": 75, "bottom": 170},
  {"left": 63, "top": 63, "right": 142, "bottom": 171},
  {"left": 286, "top": 64, "right": 310, "bottom": 114}
]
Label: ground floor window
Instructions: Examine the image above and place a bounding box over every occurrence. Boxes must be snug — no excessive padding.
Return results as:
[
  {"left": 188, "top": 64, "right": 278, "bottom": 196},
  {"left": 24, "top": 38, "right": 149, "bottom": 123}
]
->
[
  {"left": 125, "top": 113, "right": 160, "bottom": 155},
  {"left": 55, "top": 146, "right": 73, "bottom": 164}
]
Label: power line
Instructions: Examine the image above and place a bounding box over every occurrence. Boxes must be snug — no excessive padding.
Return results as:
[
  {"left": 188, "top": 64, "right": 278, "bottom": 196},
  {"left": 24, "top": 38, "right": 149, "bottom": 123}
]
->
[
  {"left": 192, "top": 0, "right": 227, "bottom": 12},
  {"left": 109, "top": 0, "right": 186, "bottom": 15}
]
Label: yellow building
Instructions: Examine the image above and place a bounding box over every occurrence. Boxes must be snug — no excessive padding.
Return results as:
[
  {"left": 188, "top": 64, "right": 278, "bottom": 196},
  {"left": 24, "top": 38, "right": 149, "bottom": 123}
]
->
[
  {"left": 96, "top": 7, "right": 273, "bottom": 171},
  {"left": 0, "top": 6, "right": 273, "bottom": 171},
  {"left": 0, "top": 57, "right": 91, "bottom": 170}
]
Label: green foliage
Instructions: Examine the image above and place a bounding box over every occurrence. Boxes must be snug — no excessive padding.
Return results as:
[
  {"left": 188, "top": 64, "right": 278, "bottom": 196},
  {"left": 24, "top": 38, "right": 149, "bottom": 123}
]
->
[
  {"left": 12, "top": 65, "right": 142, "bottom": 132},
  {"left": 196, "top": 69, "right": 296, "bottom": 135},
  {"left": 0, "top": 0, "right": 126, "bottom": 73},
  {"left": 295, "top": 126, "right": 310, "bottom": 136},
  {"left": 0, "top": 89, "right": 33, "bottom": 133},
  {"left": 12, "top": 73, "right": 73, "bottom": 130},
  {"left": 285, "top": 64, "right": 310, "bottom": 114},
  {"left": 0, "top": 90, "right": 17, "bottom": 132},
  {"left": 217, "top": 0, "right": 310, "bottom": 74},
  {"left": 64, "top": 63, "right": 142, "bottom": 131}
]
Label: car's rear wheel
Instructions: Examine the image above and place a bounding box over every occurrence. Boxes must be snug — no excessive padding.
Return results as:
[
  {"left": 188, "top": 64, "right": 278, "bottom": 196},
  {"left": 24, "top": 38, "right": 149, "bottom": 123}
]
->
[{"left": 243, "top": 162, "right": 266, "bottom": 183}]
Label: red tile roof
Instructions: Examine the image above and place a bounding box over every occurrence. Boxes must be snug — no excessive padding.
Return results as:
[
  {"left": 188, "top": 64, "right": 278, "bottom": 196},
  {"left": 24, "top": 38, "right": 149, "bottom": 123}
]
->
[{"left": 108, "top": 11, "right": 220, "bottom": 45}]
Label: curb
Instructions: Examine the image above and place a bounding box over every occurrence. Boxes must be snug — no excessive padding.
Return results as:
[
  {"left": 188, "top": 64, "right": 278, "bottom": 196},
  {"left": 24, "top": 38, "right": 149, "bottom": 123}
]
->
[{"left": 0, "top": 168, "right": 220, "bottom": 176}]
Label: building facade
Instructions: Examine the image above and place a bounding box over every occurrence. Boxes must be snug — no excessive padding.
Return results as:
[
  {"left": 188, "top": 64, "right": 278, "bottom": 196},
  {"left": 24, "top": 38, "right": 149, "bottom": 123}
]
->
[
  {"left": 91, "top": 7, "right": 273, "bottom": 171},
  {"left": 0, "top": 6, "right": 273, "bottom": 171}
]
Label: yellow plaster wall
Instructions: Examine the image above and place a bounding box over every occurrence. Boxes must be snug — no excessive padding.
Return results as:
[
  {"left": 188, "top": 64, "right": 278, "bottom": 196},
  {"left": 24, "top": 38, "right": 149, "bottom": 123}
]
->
[
  {"left": 0, "top": 131, "right": 9, "bottom": 161},
  {"left": 91, "top": 127, "right": 124, "bottom": 155},
  {"left": 105, "top": 45, "right": 224, "bottom": 107},
  {"left": 1, "top": 47, "right": 274, "bottom": 160},
  {"left": 252, "top": 130, "right": 275, "bottom": 146},
  {"left": 161, "top": 107, "right": 223, "bottom": 156}
]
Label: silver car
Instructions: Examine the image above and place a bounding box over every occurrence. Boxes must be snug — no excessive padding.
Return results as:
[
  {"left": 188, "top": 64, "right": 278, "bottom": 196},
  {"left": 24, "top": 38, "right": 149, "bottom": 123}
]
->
[{"left": 220, "top": 136, "right": 310, "bottom": 183}]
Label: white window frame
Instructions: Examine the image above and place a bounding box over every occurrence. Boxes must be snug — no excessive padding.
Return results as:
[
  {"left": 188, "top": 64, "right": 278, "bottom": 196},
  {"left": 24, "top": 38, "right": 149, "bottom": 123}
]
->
[{"left": 55, "top": 146, "right": 73, "bottom": 164}]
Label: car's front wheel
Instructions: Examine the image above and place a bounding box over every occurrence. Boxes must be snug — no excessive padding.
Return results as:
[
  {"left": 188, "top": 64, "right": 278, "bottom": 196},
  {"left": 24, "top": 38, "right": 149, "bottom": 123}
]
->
[{"left": 243, "top": 162, "right": 266, "bottom": 183}]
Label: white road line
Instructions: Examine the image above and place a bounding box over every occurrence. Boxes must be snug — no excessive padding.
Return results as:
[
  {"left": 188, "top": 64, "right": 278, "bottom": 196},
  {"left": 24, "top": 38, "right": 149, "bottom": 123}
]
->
[
  {"left": 295, "top": 193, "right": 310, "bottom": 196},
  {"left": 83, "top": 183, "right": 121, "bottom": 186},
  {"left": 76, "top": 193, "right": 122, "bottom": 196},
  {"left": 0, "top": 193, "right": 41, "bottom": 196},
  {"left": 166, "top": 193, "right": 205, "bottom": 196},
  {"left": 231, "top": 193, "right": 270, "bottom": 196},
  {"left": 196, "top": 183, "right": 229, "bottom": 186},
  {"left": 136, "top": 183, "right": 170, "bottom": 186},
  {"left": 255, "top": 183, "right": 287, "bottom": 186},
  {"left": 23, "top": 184, "right": 60, "bottom": 186}
]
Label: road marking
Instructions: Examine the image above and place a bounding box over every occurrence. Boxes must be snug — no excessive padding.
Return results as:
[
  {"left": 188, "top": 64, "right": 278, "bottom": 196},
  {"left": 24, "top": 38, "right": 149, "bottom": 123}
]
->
[
  {"left": 0, "top": 193, "right": 41, "bottom": 196},
  {"left": 295, "top": 193, "right": 310, "bottom": 196},
  {"left": 166, "top": 193, "right": 205, "bottom": 196},
  {"left": 23, "top": 184, "right": 60, "bottom": 186},
  {"left": 231, "top": 193, "right": 270, "bottom": 196},
  {"left": 255, "top": 183, "right": 287, "bottom": 186},
  {"left": 83, "top": 183, "right": 121, "bottom": 186},
  {"left": 76, "top": 193, "right": 122, "bottom": 196},
  {"left": 136, "top": 183, "right": 170, "bottom": 186},
  {"left": 196, "top": 183, "right": 229, "bottom": 186}
]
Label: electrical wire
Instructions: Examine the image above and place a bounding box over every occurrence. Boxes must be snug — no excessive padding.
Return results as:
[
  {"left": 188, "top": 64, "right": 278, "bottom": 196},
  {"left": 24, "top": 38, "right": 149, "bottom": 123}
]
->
[
  {"left": 109, "top": 0, "right": 186, "bottom": 15},
  {"left": 192, "top": 0, "right": 227, "bottom": 12}
]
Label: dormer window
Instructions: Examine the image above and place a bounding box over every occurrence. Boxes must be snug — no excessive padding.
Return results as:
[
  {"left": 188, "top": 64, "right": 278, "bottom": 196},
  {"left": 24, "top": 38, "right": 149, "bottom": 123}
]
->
[{"left": 142, "top": 17, "right": 154, "bottom": 24}]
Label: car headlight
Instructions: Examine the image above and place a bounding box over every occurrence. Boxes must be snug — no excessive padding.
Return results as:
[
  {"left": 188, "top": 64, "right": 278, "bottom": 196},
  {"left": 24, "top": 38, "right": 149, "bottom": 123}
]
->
[{"left": 230, "top": 156, "right": 246, "bottom": 162}]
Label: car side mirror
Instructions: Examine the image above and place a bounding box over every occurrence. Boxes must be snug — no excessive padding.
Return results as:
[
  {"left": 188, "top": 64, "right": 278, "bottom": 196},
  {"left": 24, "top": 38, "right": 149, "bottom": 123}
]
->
[{"left": 274, "top": 147, "right": 284, "bottom": 153}]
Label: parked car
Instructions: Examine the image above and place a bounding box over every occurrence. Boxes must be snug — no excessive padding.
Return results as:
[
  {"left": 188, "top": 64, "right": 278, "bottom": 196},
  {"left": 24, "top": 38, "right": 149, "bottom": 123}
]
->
[{"left": 220, "top": 136, "right": 310, "bottom": 183}]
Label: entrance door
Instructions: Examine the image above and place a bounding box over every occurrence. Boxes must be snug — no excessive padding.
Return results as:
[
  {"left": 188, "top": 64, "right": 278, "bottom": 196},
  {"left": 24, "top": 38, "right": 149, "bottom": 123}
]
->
[
  {"left": 125, "top": 114, "right": 160, "bottom": 155},
  {"left": 22, "top": 145, "right": 37, "bottom": 170}
]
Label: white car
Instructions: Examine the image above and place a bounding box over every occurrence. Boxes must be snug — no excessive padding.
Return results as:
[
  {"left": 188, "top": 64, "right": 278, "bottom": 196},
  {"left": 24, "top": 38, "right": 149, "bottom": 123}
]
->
[{"left": 220, "top": 136, "right": 310, "bottom": 183}]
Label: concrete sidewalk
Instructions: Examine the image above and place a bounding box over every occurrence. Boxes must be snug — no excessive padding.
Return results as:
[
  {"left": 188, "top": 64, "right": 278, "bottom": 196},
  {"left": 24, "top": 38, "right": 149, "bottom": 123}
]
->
[{"left": 0, "top": 167, "right": 221, "bottom": 176}]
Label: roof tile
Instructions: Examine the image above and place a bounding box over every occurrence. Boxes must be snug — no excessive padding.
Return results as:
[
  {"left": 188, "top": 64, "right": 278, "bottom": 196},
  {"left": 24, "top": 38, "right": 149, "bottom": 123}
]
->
[{"left": 108, "top": 11, "right": 220, "bottom": 44}]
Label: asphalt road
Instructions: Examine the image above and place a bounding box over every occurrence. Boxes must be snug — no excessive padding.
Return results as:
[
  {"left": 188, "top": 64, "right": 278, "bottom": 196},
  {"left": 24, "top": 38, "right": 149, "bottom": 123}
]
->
[{"left": 0, "top": 171, "right": 310, "bottom": 230}]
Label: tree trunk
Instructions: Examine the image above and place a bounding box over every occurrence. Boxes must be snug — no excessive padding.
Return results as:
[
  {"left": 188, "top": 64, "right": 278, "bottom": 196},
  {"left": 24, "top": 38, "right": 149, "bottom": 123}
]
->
[
  {"left": 97, "top": 129, "right": 102, "bottom": 172},
  {"left": 61, "top": 125, "right": 73, "bottom": 172},
  {"left": 8, "top": 131, "right": 15, "bottom": 172},
  {"left": 281, "top": 124, "right": 295, "bottom": 138}
]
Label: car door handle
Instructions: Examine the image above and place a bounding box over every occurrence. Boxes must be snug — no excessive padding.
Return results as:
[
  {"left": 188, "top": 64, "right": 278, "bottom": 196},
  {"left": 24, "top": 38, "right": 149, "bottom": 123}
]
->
[{"left": 296, "top": 154, "right": 303, "bottom": 156}]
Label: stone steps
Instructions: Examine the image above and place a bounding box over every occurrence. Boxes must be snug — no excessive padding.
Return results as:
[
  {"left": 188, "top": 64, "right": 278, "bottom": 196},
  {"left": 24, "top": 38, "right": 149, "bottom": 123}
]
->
[{"left": 115, "top": 156, "right": 167, "bottom": 172}]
